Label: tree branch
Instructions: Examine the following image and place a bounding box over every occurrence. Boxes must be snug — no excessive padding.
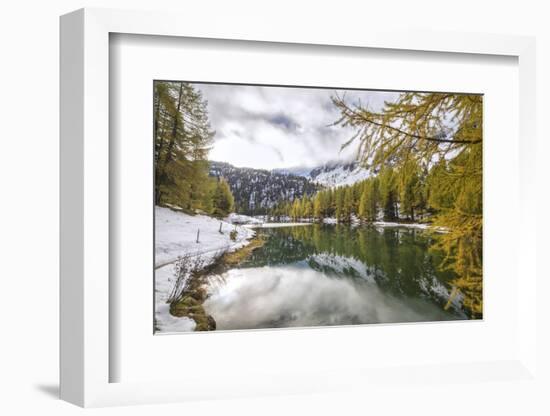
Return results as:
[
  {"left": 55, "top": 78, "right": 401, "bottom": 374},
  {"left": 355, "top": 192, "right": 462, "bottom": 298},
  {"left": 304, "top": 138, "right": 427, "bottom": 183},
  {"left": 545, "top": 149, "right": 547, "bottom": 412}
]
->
[{"left": 340, "top": 101, "right": 482, "bottom": 145}]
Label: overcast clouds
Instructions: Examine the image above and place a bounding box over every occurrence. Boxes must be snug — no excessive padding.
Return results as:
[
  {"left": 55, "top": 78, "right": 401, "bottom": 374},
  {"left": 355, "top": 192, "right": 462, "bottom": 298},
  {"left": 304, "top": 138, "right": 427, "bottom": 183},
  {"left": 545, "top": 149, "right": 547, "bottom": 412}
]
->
[{"left": 194, "top": 83, "right": 399, "bottom": 170}]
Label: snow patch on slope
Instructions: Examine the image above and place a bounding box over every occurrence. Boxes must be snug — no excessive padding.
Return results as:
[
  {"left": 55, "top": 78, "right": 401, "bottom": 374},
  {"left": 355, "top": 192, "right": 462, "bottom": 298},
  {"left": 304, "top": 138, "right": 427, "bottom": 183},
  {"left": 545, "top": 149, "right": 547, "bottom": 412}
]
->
[
  {"left": 225, "top": 212, "right": 264, "bottom": 225},
  {"left": 309, "top": 162, "right": 370, "bottom": 188}
]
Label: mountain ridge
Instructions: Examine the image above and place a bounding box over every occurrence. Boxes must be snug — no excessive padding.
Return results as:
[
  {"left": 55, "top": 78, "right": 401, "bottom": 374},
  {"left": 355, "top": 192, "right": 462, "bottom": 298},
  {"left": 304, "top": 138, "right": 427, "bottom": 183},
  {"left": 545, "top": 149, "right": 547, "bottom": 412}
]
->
[
  {"left": 209, "top": 160, "right": 371, "bottom": 214},
  {"left": 209, "top": 161, "right": 319, "bottom": 215},
  {"left": 273, "top": 161, "right": 371, "bottom": 187}
]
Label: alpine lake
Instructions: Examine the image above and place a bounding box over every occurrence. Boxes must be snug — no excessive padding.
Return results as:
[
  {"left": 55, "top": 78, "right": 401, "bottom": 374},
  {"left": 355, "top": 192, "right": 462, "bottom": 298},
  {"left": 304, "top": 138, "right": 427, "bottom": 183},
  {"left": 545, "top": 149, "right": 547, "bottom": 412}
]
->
[{"left": 201, "top": 223, "right": 472, "bottom": 331}]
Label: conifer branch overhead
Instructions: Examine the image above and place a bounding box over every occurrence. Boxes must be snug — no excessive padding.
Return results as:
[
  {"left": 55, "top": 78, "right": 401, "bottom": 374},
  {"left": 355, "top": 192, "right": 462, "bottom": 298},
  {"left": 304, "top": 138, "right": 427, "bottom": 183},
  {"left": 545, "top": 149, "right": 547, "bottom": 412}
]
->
[
  {"left": 336, "top": 102, "right": 481, "bottom": 145},
  {"left": 331, "top": 90, "right": 483, "bottom": 317}
]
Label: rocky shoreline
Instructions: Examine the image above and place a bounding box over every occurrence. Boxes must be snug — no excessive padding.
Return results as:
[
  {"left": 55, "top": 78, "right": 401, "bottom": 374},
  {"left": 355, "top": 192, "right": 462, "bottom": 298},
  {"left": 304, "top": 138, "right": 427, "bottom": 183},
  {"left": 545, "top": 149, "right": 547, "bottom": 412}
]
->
[{"left": 168, "top": 235, "right": 266, "bottom": 331}]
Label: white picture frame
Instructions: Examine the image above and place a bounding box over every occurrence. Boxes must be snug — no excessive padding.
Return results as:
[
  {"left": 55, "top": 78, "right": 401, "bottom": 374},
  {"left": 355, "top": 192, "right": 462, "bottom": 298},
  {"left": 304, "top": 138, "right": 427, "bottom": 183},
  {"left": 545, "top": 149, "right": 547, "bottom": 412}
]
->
[{"left": 60, "top": 8, "right": 538, "bottom": 408}]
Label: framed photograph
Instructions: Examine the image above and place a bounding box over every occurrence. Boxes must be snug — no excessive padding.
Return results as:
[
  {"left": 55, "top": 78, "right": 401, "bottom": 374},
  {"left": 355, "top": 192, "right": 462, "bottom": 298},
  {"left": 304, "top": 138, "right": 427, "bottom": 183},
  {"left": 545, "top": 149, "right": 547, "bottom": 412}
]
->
[
  {"left": 152, "top": 80, "right": 482, "bottom": 334},
  {"left": 60, "top": 8, "right": 539, "bottom": 408}
]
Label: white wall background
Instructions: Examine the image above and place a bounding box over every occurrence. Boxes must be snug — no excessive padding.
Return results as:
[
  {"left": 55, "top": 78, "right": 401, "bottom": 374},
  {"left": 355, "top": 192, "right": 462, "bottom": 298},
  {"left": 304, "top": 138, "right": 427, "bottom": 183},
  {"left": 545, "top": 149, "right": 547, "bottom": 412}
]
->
[{"left": 0, "top": 0, "right": 548, "bottom": 414}]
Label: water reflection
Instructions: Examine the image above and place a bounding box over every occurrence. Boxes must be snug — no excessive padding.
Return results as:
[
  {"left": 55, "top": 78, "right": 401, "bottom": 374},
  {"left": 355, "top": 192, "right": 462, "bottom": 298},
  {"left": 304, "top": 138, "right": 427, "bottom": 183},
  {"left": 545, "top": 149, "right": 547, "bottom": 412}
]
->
[{"left": 203, "top": 224, "right": 468, "bottom": 330}]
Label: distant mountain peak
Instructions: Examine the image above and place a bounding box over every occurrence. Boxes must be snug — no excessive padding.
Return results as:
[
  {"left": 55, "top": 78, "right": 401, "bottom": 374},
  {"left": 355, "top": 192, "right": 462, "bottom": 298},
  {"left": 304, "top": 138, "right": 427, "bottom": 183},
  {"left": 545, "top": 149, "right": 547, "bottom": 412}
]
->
[
  {"left": 273, "top": 160, "right": 370, "bottom": 188},
  {"left": 308, "top": 161, "right": 370, "bottom": 188}
]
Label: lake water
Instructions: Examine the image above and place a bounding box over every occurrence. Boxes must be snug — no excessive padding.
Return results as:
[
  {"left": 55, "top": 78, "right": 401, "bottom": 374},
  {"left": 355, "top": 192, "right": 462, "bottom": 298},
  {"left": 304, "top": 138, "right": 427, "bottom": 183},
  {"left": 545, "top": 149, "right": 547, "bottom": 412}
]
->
[{"left": 203, "top": 224, "right": 469, "bottom": 330}]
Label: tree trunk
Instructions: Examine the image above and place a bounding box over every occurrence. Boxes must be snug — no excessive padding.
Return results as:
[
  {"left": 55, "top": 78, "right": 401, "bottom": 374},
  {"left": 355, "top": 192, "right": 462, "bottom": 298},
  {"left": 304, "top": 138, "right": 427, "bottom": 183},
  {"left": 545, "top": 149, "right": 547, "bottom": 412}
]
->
[
  {"left": 154, "top": 125, "right": 165, "bottom": 204},
  {"left": 160, "top": 82, "right": 184, "bottom": 178},
  {"left": 154, "top": 89, "right": 161, "bottom": 144}
]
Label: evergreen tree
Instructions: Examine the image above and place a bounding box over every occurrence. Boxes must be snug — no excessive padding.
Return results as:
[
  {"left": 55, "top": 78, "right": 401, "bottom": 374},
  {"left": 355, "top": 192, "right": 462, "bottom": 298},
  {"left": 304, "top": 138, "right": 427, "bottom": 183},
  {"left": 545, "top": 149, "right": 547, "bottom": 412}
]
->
[
  {"left": 379, "top": 166, "right": 399, "bottom": 221},
  {"left": 357, "top": 178, "right": 380, "bottom": 222},
  {"left": 397, "top": 160, "right": 427, "bottom": 221},
  {"left": 326, "top": 189, "right": 336, "bottom": 218},
  {"left": 154, "top": 81, "right": 215, "bottom": 211},
  {"left": 211, "top": 178, "right": 235, "bottom": 217},
  {"left": 334, "top": 188, "right": 345, "bottom": 222},
  {"left": 291, "top": 199, "right": 301, "bottom": 220},
  {"left": 342, "top": 187, "right": 354, "bottom": 222},
  {"left": 367, "top": 177, "right": 380, "bottom": 221},
  {"left": 358, "top": 186, "right": 369, "bottom": 222},
  {"left": 351, "top": 181, "right": 363, "bottom": 214},
  {"left": 303, "top": 198, "right": 313, "bottom": 219},
  {"left": 313, "top": 192, "right": 323, "bottom": 220}
]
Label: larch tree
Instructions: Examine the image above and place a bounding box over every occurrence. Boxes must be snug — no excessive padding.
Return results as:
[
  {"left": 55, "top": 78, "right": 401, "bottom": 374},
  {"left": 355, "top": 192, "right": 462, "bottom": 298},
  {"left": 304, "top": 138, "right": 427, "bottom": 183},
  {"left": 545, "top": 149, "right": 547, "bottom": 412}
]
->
[
  {"left": 211, "top": 177, "right": 235, "bottom": 218},
  {"left": 291, "top": 199, "right": 301, "bottom": 220},
  {"left": 313, "top": 192, "right": 323, "bottom": 220},
  {"left": 398, "top": 160, "right": 425, "bottom": 221},
  {"left": 342, "top": 187, "right": 354, "bottom": 222},
  {"left": 367, "top": 177, "right": 380, "bottom": 221},
  {"left": 379, "top": 166, "right": 399, "bottom": 221},
  {"left": 358, "top": 186, "right": 369, "bottom": 222},
  {"left": 334, "top": 188, "right": 345, "bottom": 222},
  {"left": 332, "top": 92, "right": 483, "bottom": 317},
  {"left": 154, "top": 81, "right": 215, "bottom": 211}
]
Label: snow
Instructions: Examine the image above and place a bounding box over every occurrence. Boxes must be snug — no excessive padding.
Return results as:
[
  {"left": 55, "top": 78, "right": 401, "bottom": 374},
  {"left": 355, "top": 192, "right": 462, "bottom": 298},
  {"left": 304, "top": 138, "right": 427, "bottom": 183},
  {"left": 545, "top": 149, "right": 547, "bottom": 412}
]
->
[
  {"left": 155, "top": 261, "right": 199, "bottom": 333},
  {"left": 417, "top": 275, "right": 466, "bottom": 317},
  {"left": 309, "top": 163, "right": 370, "bottom": 188},
  {"left": 309, "top": 253, "right": 375, "bottom": 283},
  {"left": 155, "top": 206, "right": 255, "bottom": 268},
  {"left": 225, "top": 212, "right": 264, "bottom": 225},
  {"left": 273, "top": 161, "right": 372, "bottom": 188},
  {"left": 155, "top": 297, "right": 196, "bottom": 332},
  {"left": 373, "top": 221, "right": 448, "bottom": 233},
  {"left": 155, "top": 206, "right": 255, "bottom": 333},
  {"left": 163, "top": 202, "right": 184, "bottom": 211},
  {"left": 350, "top": 215, "right": 361, "bottom": 226},
  {"left": 272, "top": 166, "right": 314, "bottom": 177},
  {"left": 373, "top": 221, "right": 429, "bottom": 230},
  {"left": 245, "top": 222, "right": 313, "bottom": 229}
]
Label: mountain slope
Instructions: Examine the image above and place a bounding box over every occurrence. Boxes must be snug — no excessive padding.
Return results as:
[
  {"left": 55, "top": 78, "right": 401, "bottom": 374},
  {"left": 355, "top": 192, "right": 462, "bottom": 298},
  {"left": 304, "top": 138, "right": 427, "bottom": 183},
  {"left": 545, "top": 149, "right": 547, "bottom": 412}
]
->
[
  {"left": 209, "top": 161, "right": 320, "bottom": 215},
  {"left": 308, "top": 161, "right": 370, "bottom": 187}
]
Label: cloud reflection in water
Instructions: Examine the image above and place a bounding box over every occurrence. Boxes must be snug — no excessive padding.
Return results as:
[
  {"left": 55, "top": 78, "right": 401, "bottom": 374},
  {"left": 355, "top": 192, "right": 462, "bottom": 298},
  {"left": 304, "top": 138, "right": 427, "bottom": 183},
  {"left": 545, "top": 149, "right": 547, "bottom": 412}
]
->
[{"left": 203, "top": 263, "right": 457, "bottom": 331}]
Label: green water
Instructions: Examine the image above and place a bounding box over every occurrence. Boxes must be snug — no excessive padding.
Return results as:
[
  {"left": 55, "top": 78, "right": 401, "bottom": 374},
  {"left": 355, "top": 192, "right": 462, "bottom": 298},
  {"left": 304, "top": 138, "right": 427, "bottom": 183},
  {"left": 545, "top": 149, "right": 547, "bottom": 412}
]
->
[{"left": 203, "top": 224, "right": 471, "bottom": 330}]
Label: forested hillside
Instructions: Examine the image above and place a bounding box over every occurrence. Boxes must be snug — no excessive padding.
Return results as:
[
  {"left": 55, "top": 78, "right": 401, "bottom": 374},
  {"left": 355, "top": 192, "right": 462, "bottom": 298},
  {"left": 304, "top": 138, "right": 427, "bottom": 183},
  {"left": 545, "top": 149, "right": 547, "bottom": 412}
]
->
[
  {"left": 209, "top": 161, "right": 320, "bottom": 215},
  {"left": 273, "top": 163, "right": 422, "bottom": 223}
]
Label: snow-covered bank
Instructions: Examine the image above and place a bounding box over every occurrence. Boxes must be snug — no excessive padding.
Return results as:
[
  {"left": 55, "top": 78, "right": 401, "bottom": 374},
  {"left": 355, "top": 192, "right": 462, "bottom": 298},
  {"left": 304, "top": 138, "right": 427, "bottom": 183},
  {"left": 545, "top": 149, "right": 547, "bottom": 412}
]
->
[
  {"left": 373, "top": 221, "right": 448, "bottom": 233},
  {"left": 225, "top": 213, "right": 314, "bottom": 229},
  {"left": 155, "top": 293, "right": 196, "bottom": 332},
  {"left": 155, "top": 206, "right": 255, "bottom": 333},
  {"left": 245, "top": 222, "right": 312, "bottom": 229},
  {"left": 225, "top": 212, "right": 264, "bottom": 225},
  {"left": 315, "top": 217, "right": 447, "bottom": 232},
  {"left": 155, "top": 206, "right": 254, "bottom": 268},
  {"left": 373, "top": 221, "right": 429, "bottom": 230}
]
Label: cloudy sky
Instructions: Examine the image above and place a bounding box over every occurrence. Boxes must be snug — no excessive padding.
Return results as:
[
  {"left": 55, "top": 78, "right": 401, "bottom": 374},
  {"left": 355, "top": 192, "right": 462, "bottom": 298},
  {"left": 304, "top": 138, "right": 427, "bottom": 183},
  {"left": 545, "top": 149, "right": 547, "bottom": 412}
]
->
[{"left": 194, "top": 83, "right": 399, "bottom": 170}]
